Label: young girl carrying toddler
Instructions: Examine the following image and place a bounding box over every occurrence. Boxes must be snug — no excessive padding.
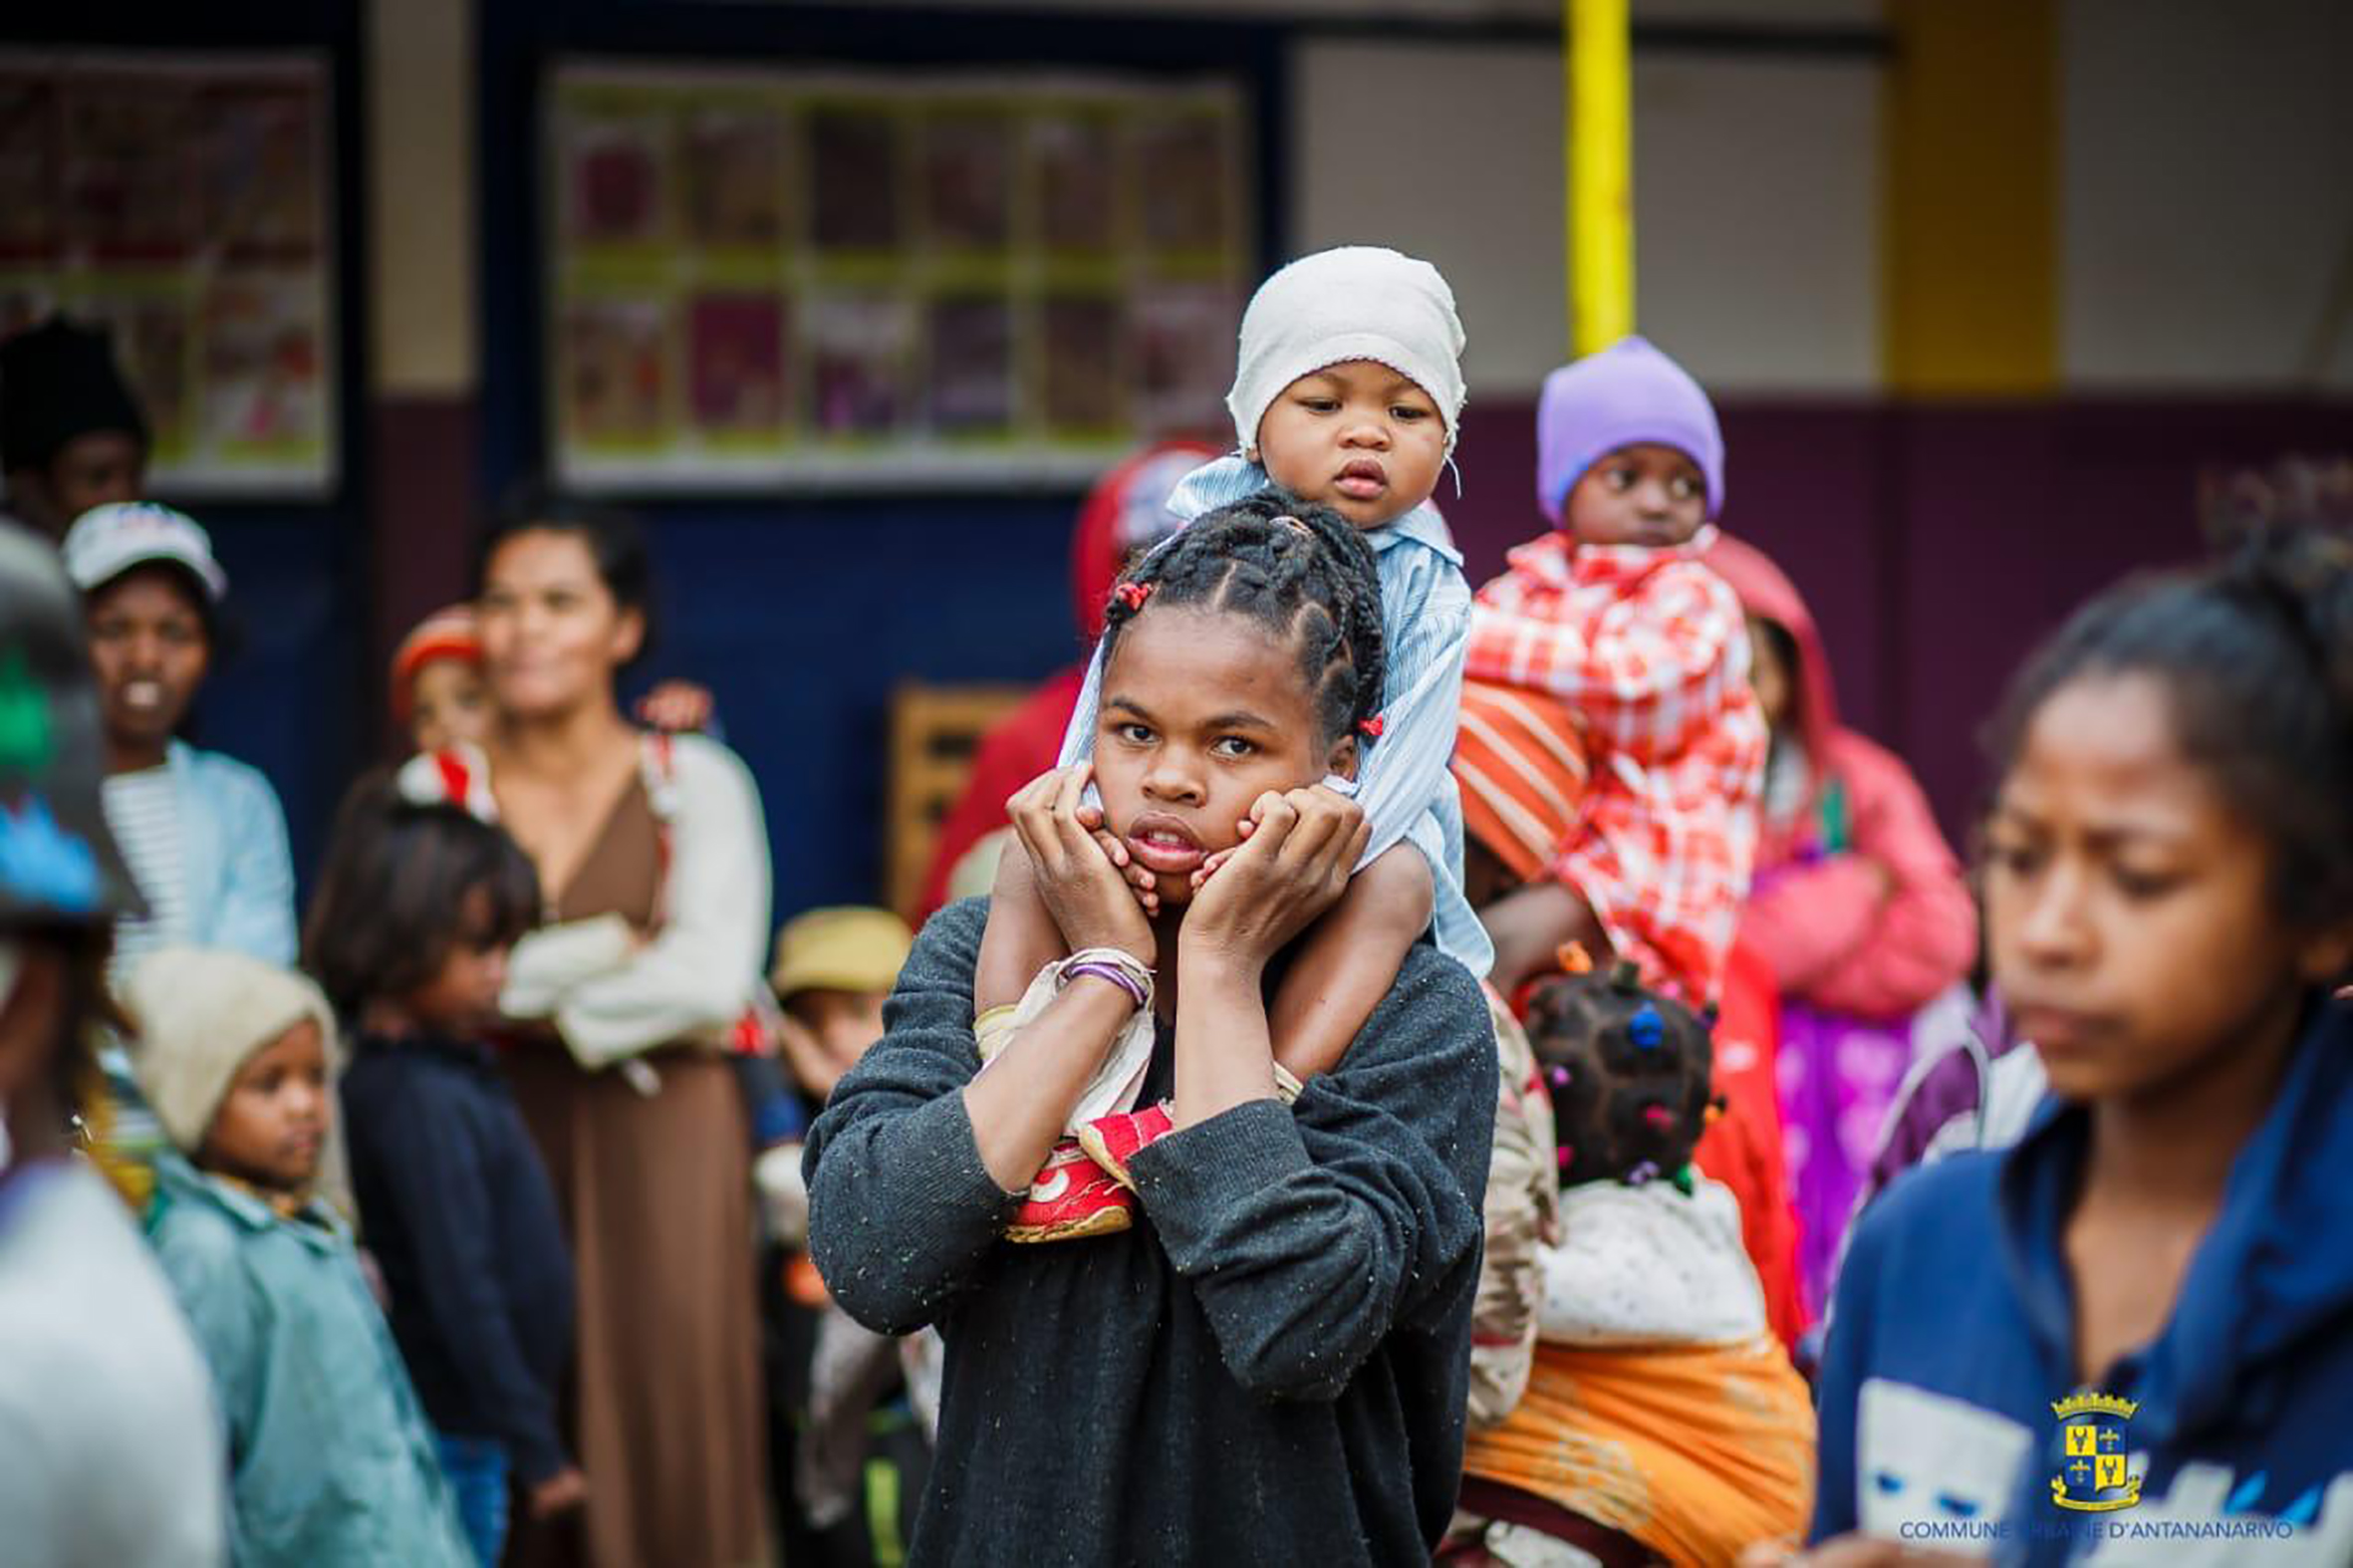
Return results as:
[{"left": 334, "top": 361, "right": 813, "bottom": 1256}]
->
[
  {"left": 977, "top": 244, "right": 1488, "bottom": 1238},
  {"left": 804, "top": 495, "right": 1496, "bottom": 1563}
]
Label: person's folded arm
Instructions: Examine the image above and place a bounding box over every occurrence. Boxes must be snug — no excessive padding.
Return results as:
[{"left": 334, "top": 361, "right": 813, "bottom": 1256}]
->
[
  {"left": 1131, "top": 953, "right": 1496, "bottom": 1402},
  {"left": 549, "top": 739, "right": 773, "bottom": 1066}
]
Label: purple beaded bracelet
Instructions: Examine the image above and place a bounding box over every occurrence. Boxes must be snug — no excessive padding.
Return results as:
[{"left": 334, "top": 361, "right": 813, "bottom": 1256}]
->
[{"left": 1063, "top": 959, "right": 1149, "bottom": 1010}]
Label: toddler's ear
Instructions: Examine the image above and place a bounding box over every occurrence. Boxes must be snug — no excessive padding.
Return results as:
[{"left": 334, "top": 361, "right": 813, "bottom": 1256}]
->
[{"left": 1324, "top": 733, "right": 1360, "bottom": 783}]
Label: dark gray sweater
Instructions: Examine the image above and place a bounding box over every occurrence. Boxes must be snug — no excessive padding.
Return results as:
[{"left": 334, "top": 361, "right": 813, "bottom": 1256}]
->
[{"left": 804, "top": 900, "right": 1496, "bottom": 1567}]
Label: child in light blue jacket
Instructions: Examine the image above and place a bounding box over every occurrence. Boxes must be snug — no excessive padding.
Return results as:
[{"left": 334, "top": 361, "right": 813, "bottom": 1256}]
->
[{"left": 128, "top": 947, "right": 471, "bottom": 1568}]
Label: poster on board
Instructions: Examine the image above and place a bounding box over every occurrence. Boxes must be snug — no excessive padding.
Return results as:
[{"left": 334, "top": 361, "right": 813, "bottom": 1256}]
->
[
  {"left": 547, "top": 63, "right": 1249, "bottom": 492},
  {"left": 0, "top": 51, "right": 337, "bottom": 496}
]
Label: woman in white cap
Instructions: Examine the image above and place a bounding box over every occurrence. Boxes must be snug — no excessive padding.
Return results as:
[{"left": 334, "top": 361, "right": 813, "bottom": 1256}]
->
[{"left": 58, "top": 501, "right": 298, "bottom": 983}]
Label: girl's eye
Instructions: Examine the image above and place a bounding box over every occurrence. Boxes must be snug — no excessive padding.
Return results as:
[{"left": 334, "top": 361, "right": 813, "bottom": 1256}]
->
[
  {"left": 1211, "top": 736, "right": 1255, "bottom": 759},
  {"left": 1605, "top": 468, "right": 1636, "bottom": 490},
  {"left": 1116, "top": 722, "right": 1154, "bottom": 745},
  {"left": 2112, "top": 868, "right": 2179, "bottom": 901},
  {"left": 1671, "top": 475, "right": 1700, "bottom": 500},
  {"left": 1299, "top": 396, "right": 1340, "bottom": 413},
  {"left": 1982, "top": 840, "right": 2040, "bottom": 878},
  {"left": 1390, "top": 405, "right": 1428, "bottom": 421}
]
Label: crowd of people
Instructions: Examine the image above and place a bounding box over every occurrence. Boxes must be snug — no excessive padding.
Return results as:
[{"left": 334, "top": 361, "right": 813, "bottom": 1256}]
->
[{"left": 0, "top": 233, "right": 2348, "bottom": 1568}]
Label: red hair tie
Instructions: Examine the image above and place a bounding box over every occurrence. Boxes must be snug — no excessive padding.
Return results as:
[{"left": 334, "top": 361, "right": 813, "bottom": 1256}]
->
[
  {"left": 1357, "top": 714, "right": 1385, "bottom": 739},
  {"left": 1113, "top": 581, "right": 1152, "bottom": 612}
]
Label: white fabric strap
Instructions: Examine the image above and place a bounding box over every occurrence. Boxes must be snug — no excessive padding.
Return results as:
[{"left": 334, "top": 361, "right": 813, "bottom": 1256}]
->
[{"left": 974, "top": 952, "right": 1159, "bottom": 1133}]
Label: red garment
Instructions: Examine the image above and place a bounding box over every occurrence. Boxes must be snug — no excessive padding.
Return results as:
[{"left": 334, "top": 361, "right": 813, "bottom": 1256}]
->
[
  {"left": 912, "top": 670, "right": 1085, "bottom": 920},
  {"left": 1706, "top": 535, "right": 1977, "bottom": 1021},
  {"left": 1699, "top": 934, "right": 1809, "bottom": 1350},
  {"left": 1467, "top": 528, "right": 1767, "bottom": 1004},
  {"left": 912, "top": 441, "right": 1214, "bottom": 922}
]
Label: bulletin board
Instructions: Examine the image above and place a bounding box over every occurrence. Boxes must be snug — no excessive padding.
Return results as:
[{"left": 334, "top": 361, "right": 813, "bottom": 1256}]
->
[
  {"left": 0, "top": 51, "right": 338, "bottom": 495},
  {"left": 545, "top": 62, "right": 1251, "bottom": 492}
]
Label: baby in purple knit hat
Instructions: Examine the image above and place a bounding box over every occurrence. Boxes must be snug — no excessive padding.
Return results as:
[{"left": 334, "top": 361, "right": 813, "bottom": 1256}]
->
[
  {"left": 1463, "top": 336, "right": 1767, "bottom": 1009},
  {"left": 1533, "top": 336, "right": 1725, "bottom": 531}
]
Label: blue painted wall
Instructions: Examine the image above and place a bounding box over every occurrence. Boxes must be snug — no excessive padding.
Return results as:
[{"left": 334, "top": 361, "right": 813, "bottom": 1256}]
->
[{"left": 624, "top": 499, "right": 1087, "bottom": 913}]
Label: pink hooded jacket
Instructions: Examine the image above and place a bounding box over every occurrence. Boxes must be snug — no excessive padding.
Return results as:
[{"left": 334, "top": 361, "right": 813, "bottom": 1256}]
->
[{"left": 1707, "top": 535, "right": 1976, "bottom": 1021}]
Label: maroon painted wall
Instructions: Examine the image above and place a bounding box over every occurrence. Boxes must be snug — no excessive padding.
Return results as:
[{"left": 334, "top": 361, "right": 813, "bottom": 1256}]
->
[{"left": 1442, "top": 396, "right": 2353, "bottom": 844}]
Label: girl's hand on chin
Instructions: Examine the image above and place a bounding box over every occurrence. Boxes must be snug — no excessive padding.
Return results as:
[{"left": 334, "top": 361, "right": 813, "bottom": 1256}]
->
[
  {"left": 1006, "top": 762, "right": 1158, "bottom": 967},
  {"left": 1180, "top": 785, "right": 1370, "bottom": 971}
]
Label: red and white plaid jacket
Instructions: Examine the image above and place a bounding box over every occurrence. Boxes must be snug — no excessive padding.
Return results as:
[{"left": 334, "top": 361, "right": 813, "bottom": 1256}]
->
[{"left": 1465, "top": 526, "right": 1766, "bottom": 1003}]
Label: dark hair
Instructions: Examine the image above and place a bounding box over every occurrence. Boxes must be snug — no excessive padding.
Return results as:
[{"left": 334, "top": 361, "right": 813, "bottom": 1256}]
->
[
  {"left": 1098, "top": 488, "right": 1385, "bottom": 746},
  {"left": 303, "top": 774, "right": 543, "bottom": 1017},
  {"left": 1522, "top": 963, "right": 1715, "bottom": 1188},
  {"left": 1983, "top": 518, "right": 2353, "bottom": 931},
  {"left": 1752, "top": 615, "right": 1800, "bottom": 688},
  {"left": 474, "top": 482, "right": 656, "bottom": 663}
]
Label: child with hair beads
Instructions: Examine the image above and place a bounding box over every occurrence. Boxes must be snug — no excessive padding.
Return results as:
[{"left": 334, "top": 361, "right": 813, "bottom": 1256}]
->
[
  {"left": 125, "top": 946, "right": 471, "bottom": 1567},
  {"left": 979, "top": 245, "right": 1485, "bottom": 1236},
  {"left": 805, "top": 495, "right": 1496, "bottom": 1563},
  {"left": 305, "top": 780, "right": 582, "bottom": 1566},
  {"left": 1450, "top": 961, "right": 1815, "bottom": 1568},
  {"left": 1791, "top": 519, "right": 2353, "bottom": 1564},
  {"left": 1450, "top": 674, "right": 1809, "bottom": 1360},
  {"left": 1468, "top": 337, "right": 1767, "bottom": 1004}
]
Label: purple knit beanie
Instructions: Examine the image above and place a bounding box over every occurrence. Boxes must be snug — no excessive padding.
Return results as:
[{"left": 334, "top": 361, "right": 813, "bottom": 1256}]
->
[{"left": 1535, "top": 336, "right": 1724, "bottom": 525}]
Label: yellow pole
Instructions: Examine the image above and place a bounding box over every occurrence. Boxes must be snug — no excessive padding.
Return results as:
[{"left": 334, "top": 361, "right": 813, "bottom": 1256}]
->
[{"left": 1567, "top": 0, "right": 1634, "bottom": 354}]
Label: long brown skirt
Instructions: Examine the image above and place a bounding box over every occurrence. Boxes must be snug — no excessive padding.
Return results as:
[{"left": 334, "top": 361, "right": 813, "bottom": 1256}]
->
[{"left": 507, "top": 1044, "right": 770, "bottom": 1568}]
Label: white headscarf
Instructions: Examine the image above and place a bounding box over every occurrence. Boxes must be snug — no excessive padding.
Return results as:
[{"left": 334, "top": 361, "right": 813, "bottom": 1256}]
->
[{"left": 1225, "top": 245, "right": 1468, "bottom": 459}]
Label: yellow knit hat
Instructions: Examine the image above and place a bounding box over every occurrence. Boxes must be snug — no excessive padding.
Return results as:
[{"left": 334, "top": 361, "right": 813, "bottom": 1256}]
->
[{"left": 769, "top": 907, "right": 914, "bottom": 1002}]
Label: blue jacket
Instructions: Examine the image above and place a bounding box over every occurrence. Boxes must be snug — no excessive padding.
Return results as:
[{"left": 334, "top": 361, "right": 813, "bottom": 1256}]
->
[
  {"left": 147, "top": 1151, "right": 471, "bottom": 1568},
  {"left": 1813, "top": 994, "right": 2353, "bottom": 1563},
  {"left": 164, "top": 740, "right": 300, "bottom": 963}
]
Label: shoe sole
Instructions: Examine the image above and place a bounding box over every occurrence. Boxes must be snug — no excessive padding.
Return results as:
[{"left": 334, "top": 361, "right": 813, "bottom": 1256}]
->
[
  {"left": 1004, "top": 1202, "right": 1135, "bottom": 1244},
  {"left": 1073, "top": 1124, "right": 1141, "bottom": 1193}
]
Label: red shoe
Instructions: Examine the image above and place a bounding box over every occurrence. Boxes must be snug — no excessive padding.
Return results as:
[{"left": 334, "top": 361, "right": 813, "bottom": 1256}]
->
[
  {"left": 1006, "top": 1139, "right": 1135, "bottom": 1243},
  {"left": 1076, "top": 1101, "right": 1176, "bottom": 1192}
]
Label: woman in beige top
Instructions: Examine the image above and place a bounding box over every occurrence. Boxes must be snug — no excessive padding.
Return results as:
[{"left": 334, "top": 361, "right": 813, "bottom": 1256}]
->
[{"left": 458, "top": 491, "right": 773, "bottom": 1568}]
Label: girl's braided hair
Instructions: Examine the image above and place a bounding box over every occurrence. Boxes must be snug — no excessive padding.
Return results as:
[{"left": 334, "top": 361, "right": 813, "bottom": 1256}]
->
[
  {"left": 1099, "top": 488, "right": 1386, "bottom": 747},
  {"left": 1523, "top": 962, "right": 1715, "bottom": 1188},
  {"left": 1984, "top": 513, "right": 2353, "bottom": 934}
]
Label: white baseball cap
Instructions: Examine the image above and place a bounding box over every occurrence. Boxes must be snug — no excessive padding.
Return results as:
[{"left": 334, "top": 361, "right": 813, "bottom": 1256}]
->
[{"left": 59, "top": 501, "right": 227, "bottom": 603}]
